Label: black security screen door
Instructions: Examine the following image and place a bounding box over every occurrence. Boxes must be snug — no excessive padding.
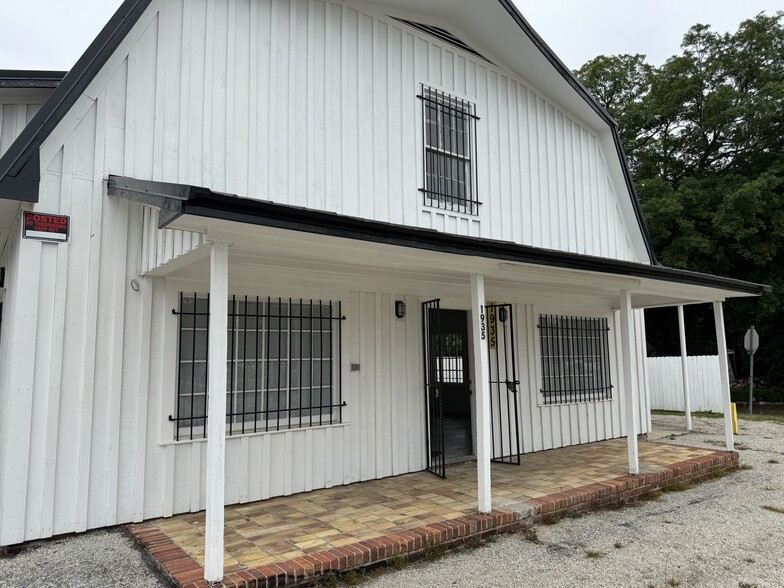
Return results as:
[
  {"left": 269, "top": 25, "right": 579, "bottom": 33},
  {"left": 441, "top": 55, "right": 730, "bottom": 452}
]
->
[
  {"left": 487, "top": 303, "right": 522, "bottom": 464},
  {"left": 422, "top": 299, "right": 446, "bottom": 478}
]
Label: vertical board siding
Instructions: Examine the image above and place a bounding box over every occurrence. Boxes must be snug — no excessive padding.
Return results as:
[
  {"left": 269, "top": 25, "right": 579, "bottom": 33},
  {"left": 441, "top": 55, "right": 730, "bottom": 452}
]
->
[
  {"left": 647, "top": 356, "right": 723, "bottom": 413},
  {"left": 516, "top": 305, "right": 649, "bottom": 454},
  {"left": 0, "top": 0, "right": 653, "bottom": 546},
  {"left": 0, "top": 99, "right": 48, "bottom": 158},
  {"left": 140, "top": 206, "right": 206, "bottom": 274},
  {"left": 98, "top": 0, "right": 639, "bottom": 263}
]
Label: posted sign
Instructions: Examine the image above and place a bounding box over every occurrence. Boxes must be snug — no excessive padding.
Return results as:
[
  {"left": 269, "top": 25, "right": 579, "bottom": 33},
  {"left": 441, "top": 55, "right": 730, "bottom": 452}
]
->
[{"left": 23, "top": 212, "right": 69, "bottom": 242}]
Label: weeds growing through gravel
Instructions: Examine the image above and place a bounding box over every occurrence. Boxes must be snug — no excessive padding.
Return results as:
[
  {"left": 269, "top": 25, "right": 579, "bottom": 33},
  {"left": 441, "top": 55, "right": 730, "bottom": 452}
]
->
[
  {"left": 389, "top": 555, "right": 406, "bottom": 570},
  {"left": 614, "top": 541, "right": 623, "bottom": 549},
  {"left": 738, "top": 582, "right": 759, "bottom": 588},
  {"left": 583, "top": 548, "right": 605, "bottom": 559},
  {"left": 737, "top": 464, "right": 754, "bottom": 471},
  {"left": 520, "top": 527, "right": 540, "bottom": 544},
  {"left": 768, "top": 458, "right": 780, "bottom": 464},
  {"left": 662, "top": 482, "right": 691, "bottom": 493},
  {"left": 423, "top": 543, "right": 447, "bottom": 561},
  {"left": 566, "top": 511, "right": 585, "bottom": 519},
  {"left": 761, "top": 505, "right": 784, "bottom": 514},
  {"left": 665, "top": 578, "right": 681, "bottom": 587},
  {"left": 343, "top": 569, "right": 362, "bottom": 586}
]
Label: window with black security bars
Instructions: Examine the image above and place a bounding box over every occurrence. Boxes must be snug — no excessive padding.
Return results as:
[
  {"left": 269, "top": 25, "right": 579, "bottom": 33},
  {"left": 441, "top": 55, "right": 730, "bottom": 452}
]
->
[
  {"left": 419, "top": 84, "right": 480, "bottom": 215},
  {"left": 171, "top": 294, "right": 345, "bottom": 441},
  {"left": 537, "top": 314, "right": 613, "bottom": 405}
]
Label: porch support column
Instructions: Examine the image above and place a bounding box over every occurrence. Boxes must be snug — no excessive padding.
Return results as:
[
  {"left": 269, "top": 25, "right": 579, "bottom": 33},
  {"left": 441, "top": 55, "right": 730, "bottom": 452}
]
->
[
  {"left": 205, "top": 241, "right": 229, "bottom": 583},
  {"left": 677, "top": 305, "right": 692, "bottom": 431},
  {"left": 619, "top": 290, "right": 639, "bottom": 475},
  {"left": 712, "top": 301, "right": 734, "bottom": 451},
  {"left": 470, "top": 274, "right": 492, "bottom": 514}
]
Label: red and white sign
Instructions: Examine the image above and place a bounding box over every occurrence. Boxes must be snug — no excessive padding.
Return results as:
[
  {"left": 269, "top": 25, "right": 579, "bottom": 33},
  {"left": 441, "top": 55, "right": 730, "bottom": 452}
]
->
[{"left": 23, "top": 211, "right": 69, "bottom": 242}]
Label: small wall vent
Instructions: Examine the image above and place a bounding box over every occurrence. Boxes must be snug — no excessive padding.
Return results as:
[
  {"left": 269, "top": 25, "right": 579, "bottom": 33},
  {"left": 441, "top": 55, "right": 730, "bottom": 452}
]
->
[{"left": 391, "top": 17, "right": 491, "bottom": 63}]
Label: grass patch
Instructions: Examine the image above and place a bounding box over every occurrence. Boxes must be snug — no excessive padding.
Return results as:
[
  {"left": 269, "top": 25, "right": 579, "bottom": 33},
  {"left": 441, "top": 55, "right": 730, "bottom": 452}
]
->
[
  {"left": 761, "top": 505, "right": 784, "bottom": 514},
  {"left": 319, "top": 574, "right": 340, "bottom": 588},
  {"left": 640, "top": 490, "right": 663, "bottom": 501},
  {"left": 665, "top": 579, "right": 681, "bottom": 587},
  {"left": 652, "top": 409, "right": 784, "bottom": 426},
  {"left": 583, "top": 548, "right": 605, "bottom": 559},
  {"left": 661, "top": 481, "right": 691, "bottom": 493},
  {"left": 521, "top": 527, "right": 541, "bottom": 544},
  {"left": 424, "top": 543, "right": 447, "bottom": 561},
  {"left": 344, "top": 570, "right": 363, "bottom": 586},
  {"left": 768, "top": 458, "right": 780, "bottom": 464}
]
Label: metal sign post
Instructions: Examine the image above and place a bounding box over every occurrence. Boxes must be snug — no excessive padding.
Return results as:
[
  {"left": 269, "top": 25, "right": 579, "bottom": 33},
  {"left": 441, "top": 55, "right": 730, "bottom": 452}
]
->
[{"left": 744, "top": 326, "right": 759, "bottom": 415}]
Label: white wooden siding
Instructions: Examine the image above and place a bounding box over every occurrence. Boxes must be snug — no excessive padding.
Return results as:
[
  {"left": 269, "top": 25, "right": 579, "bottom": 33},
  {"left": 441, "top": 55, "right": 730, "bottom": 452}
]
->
[
  {"left": 0, "top": 0, "right": 653, "bottom": 546},
  {"left": 647, "top": 355, "right": 723, "bottom": 413},
  {"left": 0, "top": 93, "right": 50, "bottom": 158},
  {"left": 38, "top": 0, "right": 642, "bottom": 263},
  {"left": 516, "top": 306, "right": 648, "bottom": 453},
  {"left": 140, "top": 206, "right": 207, "bottom": 274}
]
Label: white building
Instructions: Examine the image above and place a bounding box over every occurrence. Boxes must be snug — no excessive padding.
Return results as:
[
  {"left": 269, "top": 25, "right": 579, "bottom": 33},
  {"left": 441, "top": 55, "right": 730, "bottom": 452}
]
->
[{"left": 0, "top": 0, "right": 766, "bottom": 581}]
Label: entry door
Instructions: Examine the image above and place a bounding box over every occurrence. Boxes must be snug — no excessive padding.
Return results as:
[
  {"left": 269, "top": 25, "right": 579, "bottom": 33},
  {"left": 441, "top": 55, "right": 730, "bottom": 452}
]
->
[
  {"left": 486, "top": 303, "right": 522, "bottom": 464},
  {"left": 422, "top": 299, "right": 445, "bottom": 478}
]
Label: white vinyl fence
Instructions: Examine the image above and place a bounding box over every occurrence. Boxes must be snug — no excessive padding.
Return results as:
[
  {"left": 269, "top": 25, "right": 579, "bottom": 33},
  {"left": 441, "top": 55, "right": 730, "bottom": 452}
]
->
[{"left": 647, "top": 355, "right": 723, "bottom": 413}]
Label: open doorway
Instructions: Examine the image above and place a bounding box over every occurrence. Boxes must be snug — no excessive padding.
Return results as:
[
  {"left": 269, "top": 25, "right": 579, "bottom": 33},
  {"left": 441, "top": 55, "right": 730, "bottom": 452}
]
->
[{"left": 423, "top": 300, "right": 474, "bottom": 478}]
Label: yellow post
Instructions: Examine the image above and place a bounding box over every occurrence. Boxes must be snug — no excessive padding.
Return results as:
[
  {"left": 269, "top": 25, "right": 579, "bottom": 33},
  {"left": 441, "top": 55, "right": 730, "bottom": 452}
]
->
[{"left": 731, "top": 403, "right": 739, "bottom": 434}]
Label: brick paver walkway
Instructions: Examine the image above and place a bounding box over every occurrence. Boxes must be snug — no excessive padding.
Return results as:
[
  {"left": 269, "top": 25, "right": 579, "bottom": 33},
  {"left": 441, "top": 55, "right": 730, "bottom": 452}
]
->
[{"left": 143, "top": 439, "right": 712, "bottom": 573}]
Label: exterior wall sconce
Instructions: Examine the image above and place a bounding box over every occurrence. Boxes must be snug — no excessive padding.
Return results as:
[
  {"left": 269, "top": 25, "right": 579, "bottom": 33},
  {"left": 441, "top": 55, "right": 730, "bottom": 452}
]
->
[
  {"left": 395, "top": 300, "right": 406, "bottom": 319},
  {"left": 498, "top": 306, "right": 508, "bottom": 323}
]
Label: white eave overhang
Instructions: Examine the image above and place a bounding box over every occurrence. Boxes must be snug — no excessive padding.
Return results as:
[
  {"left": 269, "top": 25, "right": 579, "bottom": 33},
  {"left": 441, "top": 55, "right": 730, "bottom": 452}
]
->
[{"left": 107, "top": 176, "right": 769, "bottom": 309}]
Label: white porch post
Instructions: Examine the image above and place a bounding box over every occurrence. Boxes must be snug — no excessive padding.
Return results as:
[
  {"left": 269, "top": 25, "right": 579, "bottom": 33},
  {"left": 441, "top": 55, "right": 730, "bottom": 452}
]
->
[
  {"left": 205, "top": 242, "right": 229, "bottom": 583},
  {"left": 677, "top": 305, "right": 692, "bottom": 431},
  {"left": 712, "top": 301, "right": 734, "bottom": 451},
  {"left": 619, "top": 290, "right": 639, "bottom": 475},
  {"left": 470, "top": 274, "right": 492, "bottom": 513}
]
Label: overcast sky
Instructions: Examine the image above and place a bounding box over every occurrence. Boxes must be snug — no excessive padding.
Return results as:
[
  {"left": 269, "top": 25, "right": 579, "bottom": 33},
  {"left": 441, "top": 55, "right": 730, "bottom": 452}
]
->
[{"left": 0, "top": 1, "right": 781, "bottom": 72}]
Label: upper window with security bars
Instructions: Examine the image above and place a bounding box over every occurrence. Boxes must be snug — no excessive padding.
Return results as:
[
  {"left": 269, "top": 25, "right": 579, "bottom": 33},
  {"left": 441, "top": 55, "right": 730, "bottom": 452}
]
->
[
  {"left": 419, "top": 85, "right": 480, "bottom": 216},
  {"left": 537, "top": 314, "right": 613, "bottom": 405}
]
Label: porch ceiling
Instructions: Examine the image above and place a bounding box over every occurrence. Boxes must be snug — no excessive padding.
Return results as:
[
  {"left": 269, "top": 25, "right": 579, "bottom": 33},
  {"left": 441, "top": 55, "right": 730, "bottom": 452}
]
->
[{"left": 164, "top": 215, "right": 756, "bottom": 310}]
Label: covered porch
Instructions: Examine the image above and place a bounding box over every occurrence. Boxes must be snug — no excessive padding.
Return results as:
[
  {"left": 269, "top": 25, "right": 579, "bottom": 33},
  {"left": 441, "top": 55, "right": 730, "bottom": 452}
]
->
[
  {"left": 129, "top": 437, "right": 737, "bottom": 588},
  {"left": 107, "top": 176, "right": 765, "bottom": 586}
]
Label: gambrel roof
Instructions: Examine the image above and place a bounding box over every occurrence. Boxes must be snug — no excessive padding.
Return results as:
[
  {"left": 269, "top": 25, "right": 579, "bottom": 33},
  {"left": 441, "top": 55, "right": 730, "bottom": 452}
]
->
[
  {"left": 0, "top": 0, "right": 769, "bottom": 299},
  {"left": 0, "top": 0, "right": 656, "bottom": 260}
]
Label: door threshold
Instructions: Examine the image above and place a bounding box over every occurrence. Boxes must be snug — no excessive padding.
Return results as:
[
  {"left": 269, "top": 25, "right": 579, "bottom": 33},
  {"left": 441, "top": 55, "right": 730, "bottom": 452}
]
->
[{"left": 445, "top": 455, "right": 476, "bottom": 466}]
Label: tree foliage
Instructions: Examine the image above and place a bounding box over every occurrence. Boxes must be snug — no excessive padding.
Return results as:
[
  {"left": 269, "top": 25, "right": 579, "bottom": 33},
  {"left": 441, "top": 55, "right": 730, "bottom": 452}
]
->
[{"left": 576, "top": 12, "right": 784, "bottom": 384}]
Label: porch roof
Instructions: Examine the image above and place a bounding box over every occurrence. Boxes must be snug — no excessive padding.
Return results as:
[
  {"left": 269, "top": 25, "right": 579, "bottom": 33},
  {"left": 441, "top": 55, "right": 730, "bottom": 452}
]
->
[{"left": 108, "top": 176, "right": 768, "bottom": 310}]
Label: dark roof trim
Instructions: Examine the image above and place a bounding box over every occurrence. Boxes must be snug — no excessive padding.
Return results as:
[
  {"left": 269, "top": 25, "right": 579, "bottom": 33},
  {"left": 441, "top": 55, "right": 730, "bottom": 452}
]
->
[
  {"left": 107, "top": 176, "right": 769, "bottom": 297},
  {"left": 0, "top": 70, "right": 67, "bottom": 89},
  {"left": 0, "top": 0, "right": 153, "bottom": 202},
  {"left": 496, "top": 0, "right": 658, "bottom": 265}
]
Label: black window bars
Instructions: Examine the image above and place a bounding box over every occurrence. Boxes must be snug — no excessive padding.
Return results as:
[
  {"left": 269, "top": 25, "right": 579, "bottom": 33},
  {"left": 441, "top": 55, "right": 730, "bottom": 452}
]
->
[
  {"left": 537, "top": 314, "right": 613, "bottom": 405},
  {"left": 418, "top": 84, "right": 480, "bottom": 215},
  {"left": 170, "top": 294, "right": 346, "bottom": 441}
]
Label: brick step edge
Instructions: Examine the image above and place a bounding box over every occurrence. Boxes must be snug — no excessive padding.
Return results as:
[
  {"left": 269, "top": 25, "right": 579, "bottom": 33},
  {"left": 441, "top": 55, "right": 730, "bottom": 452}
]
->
[
  {"left": 529, "top": 449, "right": 739, "bottom": 523},
  {"left": 129, "top": 510, "right": 523, "bottom": 588}
]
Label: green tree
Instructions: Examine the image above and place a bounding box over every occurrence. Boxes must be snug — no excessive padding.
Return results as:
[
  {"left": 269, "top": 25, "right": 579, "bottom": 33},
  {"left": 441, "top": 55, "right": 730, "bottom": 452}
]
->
[{"left": 576, "top": 12, "right": 784, "bottom": 387}]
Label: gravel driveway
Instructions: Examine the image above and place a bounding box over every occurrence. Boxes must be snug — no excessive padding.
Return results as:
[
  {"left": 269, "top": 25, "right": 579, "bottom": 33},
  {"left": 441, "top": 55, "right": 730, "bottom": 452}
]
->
[
  {"left": 367, "top": 415, "right": 784, "bottom": 588},
  {"left": 0, "top": 528, "right": 171, "bottom": 588},
  {"left": 1, "top": 415, "right": 781, "bottom": 588}
]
